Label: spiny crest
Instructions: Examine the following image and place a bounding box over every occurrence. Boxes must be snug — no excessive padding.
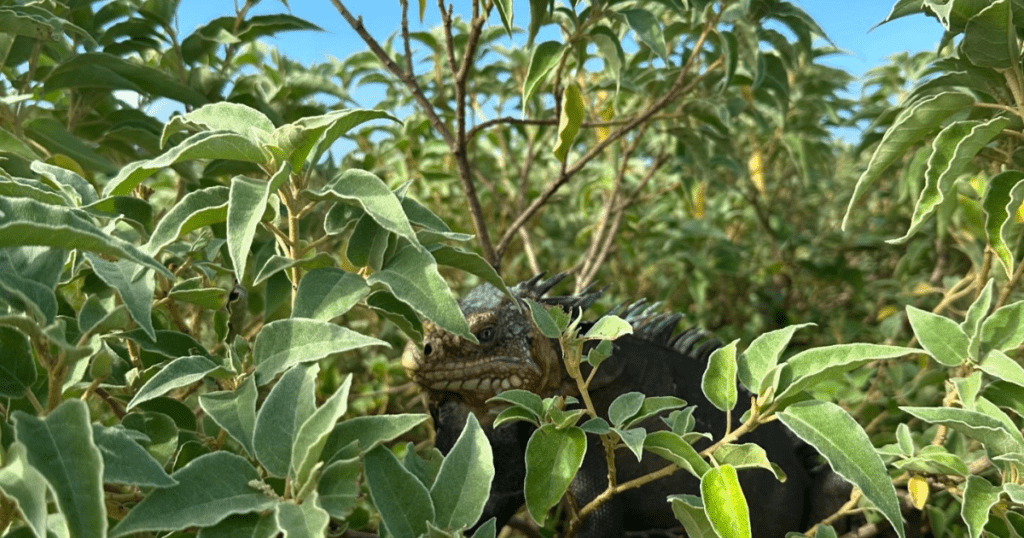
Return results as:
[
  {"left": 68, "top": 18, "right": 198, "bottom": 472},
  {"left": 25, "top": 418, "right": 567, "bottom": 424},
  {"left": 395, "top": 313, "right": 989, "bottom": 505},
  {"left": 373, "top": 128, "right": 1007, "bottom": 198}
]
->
[{"left": 508, "top": 273, "right": 721, "bottom": 361}]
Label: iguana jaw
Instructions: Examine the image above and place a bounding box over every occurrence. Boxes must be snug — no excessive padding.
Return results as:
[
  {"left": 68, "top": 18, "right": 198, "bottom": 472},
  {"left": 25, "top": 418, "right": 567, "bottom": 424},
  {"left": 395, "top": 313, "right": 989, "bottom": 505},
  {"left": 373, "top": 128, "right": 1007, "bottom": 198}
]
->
[{"left": 402, "top": 297, "right": 565, "bottom": 411}]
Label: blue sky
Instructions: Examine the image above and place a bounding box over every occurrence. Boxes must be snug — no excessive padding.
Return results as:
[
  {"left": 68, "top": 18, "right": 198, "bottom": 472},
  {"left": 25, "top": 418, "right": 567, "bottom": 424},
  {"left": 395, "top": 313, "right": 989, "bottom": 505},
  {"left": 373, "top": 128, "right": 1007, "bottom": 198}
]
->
[{"left": 170, "top": 0, "right": 942, "bottom": 113}]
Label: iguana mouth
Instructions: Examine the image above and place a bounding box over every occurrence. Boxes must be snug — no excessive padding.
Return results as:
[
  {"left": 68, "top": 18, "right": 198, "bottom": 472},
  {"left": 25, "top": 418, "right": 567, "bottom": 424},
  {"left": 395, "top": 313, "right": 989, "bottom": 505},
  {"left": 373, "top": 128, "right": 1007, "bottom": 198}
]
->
[{"left": 402, "top": 340, "right": 535, "bottom": 397}]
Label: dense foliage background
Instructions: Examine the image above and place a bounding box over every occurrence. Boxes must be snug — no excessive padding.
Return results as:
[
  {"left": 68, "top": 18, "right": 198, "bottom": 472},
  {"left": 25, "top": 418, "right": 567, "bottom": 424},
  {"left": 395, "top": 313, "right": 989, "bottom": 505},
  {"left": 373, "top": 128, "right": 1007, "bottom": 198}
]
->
[{"left": 2, "top": 0, "right": 1024, "bottom": 537}]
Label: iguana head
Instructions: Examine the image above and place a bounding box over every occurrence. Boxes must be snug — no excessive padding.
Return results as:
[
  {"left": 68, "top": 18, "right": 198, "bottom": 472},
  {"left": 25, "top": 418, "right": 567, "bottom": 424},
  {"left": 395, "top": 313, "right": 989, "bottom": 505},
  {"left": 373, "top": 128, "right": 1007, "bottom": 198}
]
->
[{"left": 402, "top": 273, "right": 601, "bottom": 413}]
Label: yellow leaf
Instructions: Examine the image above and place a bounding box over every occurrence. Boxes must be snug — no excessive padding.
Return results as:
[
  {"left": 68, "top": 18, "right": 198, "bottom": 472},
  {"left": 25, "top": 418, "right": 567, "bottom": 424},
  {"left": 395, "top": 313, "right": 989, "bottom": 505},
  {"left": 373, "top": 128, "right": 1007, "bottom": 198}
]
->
[
  {"left": 748, "top": 151, "right": 765, "bottom": 195},
  {"left": 693, "top": 182, "right": 706, "bottom": 219},
  {"left": 597, "top": 102, "right": 613, "bottom": 142},
  {"left": 908, "top": 474, "right": 928, "bottom": 510},
  {"left": 1015, "top": 200, "right": 1024, "bottom": 223},
  {"left": 876, "top": 305, "right": 898, "bottom": 322}
]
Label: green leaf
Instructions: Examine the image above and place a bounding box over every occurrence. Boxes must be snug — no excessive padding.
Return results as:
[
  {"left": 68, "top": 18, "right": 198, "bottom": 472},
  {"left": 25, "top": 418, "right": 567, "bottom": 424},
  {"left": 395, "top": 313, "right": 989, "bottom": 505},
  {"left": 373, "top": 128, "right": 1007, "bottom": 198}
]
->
[
  {"left": 122, "top": 411, "right": 178, "bottom": 466},
  {"left": 25, "top": 118, "right": 117, "bottom": 174},
  {"left": 524, "top": 425, "right": 586, "bottom": 524},
  {"left": 428, "top": 245, "right": 509, "bottom": 297},
  {"left": 228, "top": 173, "right": 274, "bottom": 281},
  {"left": 292, "top": 374, "right": 353, "bottom": 490},
  {"left": 109, "top": 451, "right": 276, "bottom": 537},
  {"left": 700, "top": 465, "right": 751, "bottom": 538},
  {"left": 145, "top": 186, "right": 228, "bottom": 254},
  {"left": 643, "top": 431, "right": 710, "bottom": 477},
  {"left": 0, "top": 326, "right": 36, "bottom": 398},
  {"left": 906, "top": 306, "right": 970, "bottom": 366},
  {"left": 981, "top": 300, "right": 1024, "bottom": 352},
  {"left": 91, "top": 424, "right": 177, "bottom": 487},
  {"left": 13, "top": 400, "right": 106, "bottom": 538},
  {"left": 843, "top": 92, "right": 974, "bottom": 229},
  {"left": 711, "top": 443, "right": 786, "bottom": 481},
  {"left": 104, "top": 130, "right": 271, "bottom": 196},
  {"left": 253, "top": 364, "right": 318, "bottom": 477},
  {"left": 901, "top": 406, "right": 1023, "bottom": 456},
  {"left": 30, "top": 161, "right": 98, "bottom": 207},
  {"left": 526, "top": 299, "right": 561, "bottom": 339},
  {"left": 0, "top": 176, "right": 64, "bottom": 205},
  {"left": 47, "top": 52, "right": 206, "bottom": 107},
  {"left": 554, "top": 84, "right": 584, "bottom": 161},
  {"left": 669, "top": 495, "right": 717, "bottom": 538},
  {"left": 979, "top": 350, "right": 1024, "bottom": 388},
  {"left": 778, "top": 401, "right": 904, "bottom": 538},
  {"left": 983, "top": 171, "right": 1024, "bottom": 276},
  {"left": 0, "top": 443, "right": 48, "bottom": 538},
  {"left": 86, "top": 254, "right": 157, "bottom": 340},
  {"left": 624, "top": 396, "right": 687, "bottom": 429},
  {"left": 583, "top": 315, "right": 633, "bottom": 341},
  {"left": 270, "top": 108, "right": 398, "bottom": 171},
  {"left": 253, "top": 318, "right": 388, "bottom": 385},
  {"left": 322, "top": 414, "right": 427, "bottom": 462},
  {"left": 489, "top": 389, "right": 546, "bottom": 423},
  {"left": 702, "top": 339, "right": 739, "bottom": 412},
  {"left": 620, "top": 8, "right": 668, "bottom": 60},
  {"left": 317, "top": 458, "right": 361, "bottom": 519},
  {"left": 891, "top": 118, "right": 1009, "bottom": 244},
  {"left": 199, "top": 376, "right": 258, "bottom": 457},
  {"left": 364, "top": 445, "right": 436, "bottom": 538},
  {"left": 253, "top": 252, "right": 334, "bottom": 286},
  {"left": 492, "top": 0, "right": 513, "bottom": 37},
  {"left": 368, "top": 245, "right": 472, "bottom": 340},
  {"left": 197, "top": 512, "right": 278, "bottom": 538},
  {"left": 128, "top": 355, "right": 218, "bottom": 410},
  {"left": 738, "top": 324, "right": 811, "bottom": 394},
  {"left": 608, "top": 392, "right": 645, "bottom": 427},
  {"left": 961, "top": 476, "right": 1001, "bottom": 538},
  {"left": 305, "top": 169, "right": 417, "bottom": 242},
  {"left": 523, "top": 41, "right": 562, "bottom": 113},
  {"left": 161, "top": 102, "right": 275, "bottom": 146},
  {"left": 0, "top": 197, "right": 171, "bottom": 278},
  {"left": 275, "top": 491, "right": 330, "bottom": 538},
  {"left": 962, "top": 0, "right": 1015, "bottom": 69},
  {"left": 292, "top": 268, "right": 370, "bottom": 321},
  {"left": 777, "top": 344, "right": 918, "bottom": 401},
  {"left": 612, "top": 427, "right": 647, "bottom": 461},
  {"left": 431, "top": 414, "right": 494, "bottom": 530}
]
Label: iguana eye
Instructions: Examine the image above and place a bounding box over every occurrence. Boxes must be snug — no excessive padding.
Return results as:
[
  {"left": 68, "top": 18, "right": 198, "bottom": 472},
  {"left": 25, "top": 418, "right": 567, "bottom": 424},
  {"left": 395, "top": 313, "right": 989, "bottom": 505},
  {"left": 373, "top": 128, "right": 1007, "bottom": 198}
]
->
[{"left": 476, "top": 326, "right": 495, "bottom": 343}]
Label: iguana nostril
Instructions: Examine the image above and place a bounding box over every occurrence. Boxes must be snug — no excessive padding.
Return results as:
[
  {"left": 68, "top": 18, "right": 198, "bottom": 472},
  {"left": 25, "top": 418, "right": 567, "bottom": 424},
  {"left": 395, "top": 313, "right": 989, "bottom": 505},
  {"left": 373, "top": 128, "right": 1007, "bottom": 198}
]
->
[{"left": 424, "top": 343, "right": 433, "bottom": 355}]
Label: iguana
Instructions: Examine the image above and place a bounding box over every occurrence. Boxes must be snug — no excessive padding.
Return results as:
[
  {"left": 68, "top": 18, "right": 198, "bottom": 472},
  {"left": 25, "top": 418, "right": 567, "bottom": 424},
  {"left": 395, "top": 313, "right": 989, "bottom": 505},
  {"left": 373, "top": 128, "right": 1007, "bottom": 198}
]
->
[{"left": 402, "top": 273, "right": 849, "bottom": 537}]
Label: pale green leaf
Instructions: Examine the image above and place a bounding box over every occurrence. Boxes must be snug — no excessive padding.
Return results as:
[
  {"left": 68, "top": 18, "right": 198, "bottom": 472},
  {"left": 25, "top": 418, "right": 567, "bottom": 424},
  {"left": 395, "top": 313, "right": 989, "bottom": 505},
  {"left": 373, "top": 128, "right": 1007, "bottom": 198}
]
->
[
  {"left": 738, "top": 323, "right": 813, "bottom": 393},
  {"left": 669, "top": 495, "right": 717, "bottom": 538},
  {"left": 109, "top": 452, "right": 276, "bottom": 537},
  {"left": 608, "top": 392, "right": 645, "bottom": 427},
  {"left": 702, "top": 339, "right": 739, "bottom": 412},
  {"left": 979, "top": 350, "right": 1024, "bottom": 388},
  {"left": 13, "top": 400, "right": 106, "bottom": 538},
  {"left": 983, "top": 171, "right": 1024, "bottom": 276},
  {"left": 253, "top": 364, "right": 318, "bottom": 477},
  {"left": 253, "top": 318, "right": 388, "bottom": 385},
  {"left": 161, "top": 102, "right": 275, "bottom": 147},
  {"left": 906, "top": 306, "right": 970, "bottom": 366},
  {"left": 961, "top": 476, "right": 1001, "bottom": 538},
  {"left": 430, "top": 414, "right": 494, "bottom": 530},
  {"left": 292, "top": 268, "right": 369, "bottom": 321},
  {"left": 554, "top": 84, "right": 584, "bottom": 161},
  {"left": 620, "top": 8, "right": 668, "bottom": 60},
  {"left": 292, "top": 374, "right": 352, "bottom": 490},
  {"left": 843, "top": 92, "right": 974, "bottom": 229},
  {"left": 321, "top": 414, "right": 428, "bottom": 462},
  {"left": 643, "top": 431, "right": 710, "bottom": 477},
  {"left": 712, "top": 443, "right": 786, "bottom": 481},
  {"left": 317, "top": 458, "right": 361, "bottom": 519},
  {"left": 778, "top": 344, "right": 918, "bottom": 401},
  {"left": 368, "top": 245, "right": 472, "bottom": 340},
  {"left": 524, "top": 425, "right": 586, "bottom": 524},
  {"left": 962, "top": 0, "right": 1015, "bottom": 69},
  {"left": 227, "top": 173, "right": 274, "bottom": 281},
  {"left": 0, "top": 197, "right": 171, "bottom": 278},
  {"left": 889, "top": 118, "right": 1009, "bottom": 244},
  {"left": 0, "top": 443, "right": 48, "bottom": 538},
  {"left": 522, "top": 41, "right": 562, "bottom": 114},
  {"left": 0, "top": 326, "right": 36, "bottom": 398},
  {"left": 274, "top": 491, "right": 329, "bottom": 538},
  {"left": 981, "top": 300, "right": 1024, "bottom": 353},
  {"left": 700, "top": 465, "right": 751, "bottom": 538},
  {"left": 91, "top": 425, "right": 177, "bottom": 487},
  {"left": 778, "top": 401, "right": 904, "bottom": 538},
  {"left": 85, "top": 253, "right": 156, "bottom": 340},
  {"left": 199, "top": 376, "right": 258, "bottom": 457},
  {"left": 364, "top": 445, "right": 435, "bottom": 538},
  {"left": 145, "top": 186, "right": 228, "bottom": 255},
  {"left": 104, "top": 130, "right": 271, "bottom": 196},
  {"left": 305, "top": 169, "right": 416, "bottom": 241},
  {"left": 128, "top": 355, "right": 218, "bottom": 410}
]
